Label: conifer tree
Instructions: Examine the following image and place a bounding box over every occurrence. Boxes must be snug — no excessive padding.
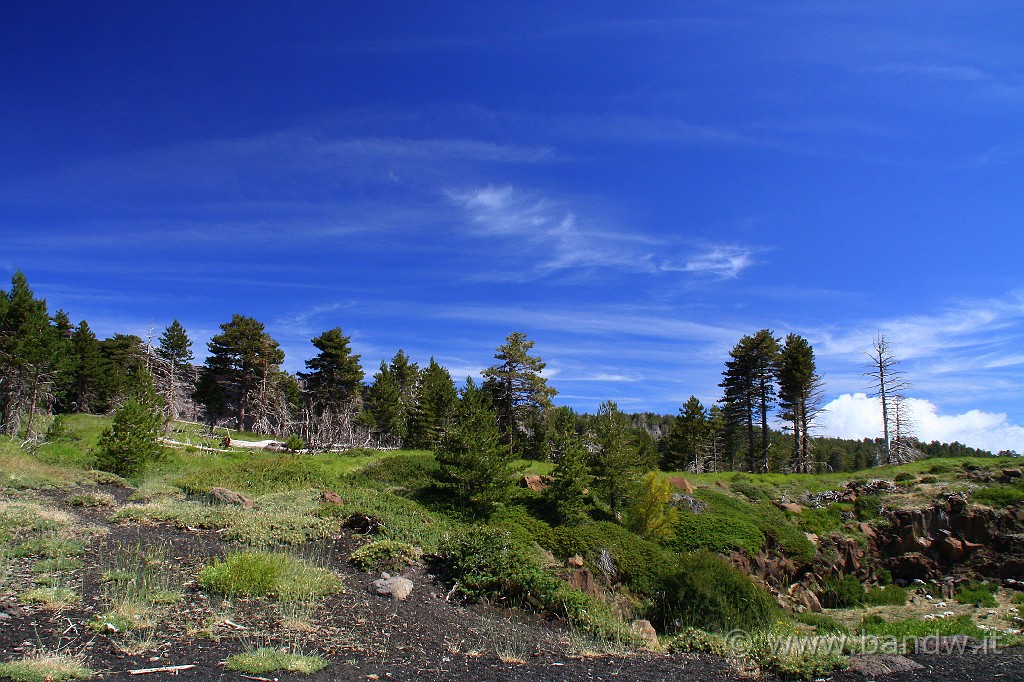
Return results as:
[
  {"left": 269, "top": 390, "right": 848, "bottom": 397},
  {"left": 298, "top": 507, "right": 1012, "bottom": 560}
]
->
[
  {"left": 195, "top": 315, "right": 285, "bottom": 431},
  {"left": 545, "top": 407, "right": 591, "bottom": 525},
  {"left": 434, "top": 378, "right": 515, "bottom": 516},
  {"left": 96, "top": 369, "right": 166, "bottom": 477},
  {"left": 98, "top": 333, "right": 147, "bottom": 409},
  {"left": 298, "top": 327, "right": 364, "bottom": 410},
  {"left": 720, "top": 330, "right": 780, "bottom": 471},
  {"left": 482, "top": 331, "right": 556, "bottom": 458},
  {"left": 408, "top": 358, "right": 458, "bottom": 449},
  {"left": 69, "top": 321, "right": 104, "bottom": 413},
  {"left": 0, "top": 272, "right": 63, "bottom": 437},
  {"left": 155, "top": 320, "right": 194, "bottom": 419},
  {"left": 663, "top": 396, "right": 711, "bottom": 472},
  {"left": 362, "top": 350, "right": 419, "bottom": 445},
  {"left": 776, "top": 333, "right": 824, "bottom": 473},
  {"left": 589, "top": 400, "right": 646, "bottom": 515},
  {"left": 624, "top": 472, "right": 678, "bottom": 541}
]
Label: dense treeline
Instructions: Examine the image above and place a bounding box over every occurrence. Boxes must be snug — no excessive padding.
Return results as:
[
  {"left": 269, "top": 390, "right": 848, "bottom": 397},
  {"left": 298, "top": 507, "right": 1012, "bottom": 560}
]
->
[{"left": 0, "top": 271, "right": 997, "bottom": 483}]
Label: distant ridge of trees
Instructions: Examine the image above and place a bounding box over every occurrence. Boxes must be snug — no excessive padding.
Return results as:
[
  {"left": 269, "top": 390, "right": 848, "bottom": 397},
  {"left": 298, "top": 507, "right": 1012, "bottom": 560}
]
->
[{"left": 0, "top": 270, "right": 1002, "bottom": 476}]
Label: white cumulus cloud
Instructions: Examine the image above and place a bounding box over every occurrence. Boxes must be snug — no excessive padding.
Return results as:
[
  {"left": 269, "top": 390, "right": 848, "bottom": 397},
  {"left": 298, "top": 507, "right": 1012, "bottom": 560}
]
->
[{"left": 819, "top": 393, "right": 1024, "bottom": 454}]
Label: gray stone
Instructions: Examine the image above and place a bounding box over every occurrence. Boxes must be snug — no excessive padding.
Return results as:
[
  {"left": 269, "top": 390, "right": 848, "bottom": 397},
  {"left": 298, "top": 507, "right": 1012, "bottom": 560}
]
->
[
  {"left": 629, "top": 619, "right": 660, "bottom": 650},
  {"left": 208, "top": 487, "right": 253, "bottom": 508},
  {"left": 370, "top": 574, "right": 414, "bottom": 601},
  {"left": 846, "top": 654, "right": 924, "bottom": 676}
]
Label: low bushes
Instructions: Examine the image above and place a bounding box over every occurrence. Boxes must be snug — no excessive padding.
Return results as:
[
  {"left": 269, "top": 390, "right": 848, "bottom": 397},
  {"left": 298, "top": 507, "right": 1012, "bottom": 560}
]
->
[
  {"left": 349, "top": 540, "right": 422, "bottom": 573},
  {"left": 651, "top": 550, "right": 780, "bottom": 634},
  {"left": 821, "top": 575, "right": 906, "bottom": 608},
  {"left": 971, "top": 484, "right": 1024, "bottom": 508},
  {"left": 437, "top": 527, "right": 635, "bottom": 642},
  {"left": 955, "top": 581, "right": 998, "bottom": 607}
]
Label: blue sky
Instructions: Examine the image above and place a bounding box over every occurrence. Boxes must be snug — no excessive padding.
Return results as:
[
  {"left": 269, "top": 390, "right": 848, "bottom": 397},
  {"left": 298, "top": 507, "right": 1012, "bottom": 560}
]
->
[{"left": 2, "top": 2, "right": 1022, "bottom": 451}]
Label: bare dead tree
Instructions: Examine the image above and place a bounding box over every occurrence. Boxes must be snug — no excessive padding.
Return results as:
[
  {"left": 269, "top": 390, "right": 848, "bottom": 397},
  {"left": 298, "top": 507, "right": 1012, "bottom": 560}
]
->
[
  {"left": 890, "top": 392, "right": 924, "bottom": 463},
  {"left": 864, "top": 334, "right": 912, "bottom": 466}
]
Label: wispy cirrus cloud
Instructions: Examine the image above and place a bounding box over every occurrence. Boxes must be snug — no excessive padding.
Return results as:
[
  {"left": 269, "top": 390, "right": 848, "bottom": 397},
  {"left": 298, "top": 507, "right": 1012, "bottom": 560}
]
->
[{"left": 448, "top": 184, "right": 760, "bottom": 280}]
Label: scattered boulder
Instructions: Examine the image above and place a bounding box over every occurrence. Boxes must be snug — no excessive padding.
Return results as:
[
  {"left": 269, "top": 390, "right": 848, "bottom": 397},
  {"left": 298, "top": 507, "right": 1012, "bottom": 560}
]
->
[
  {"left": 370, "top": 573, "right": 414, "bottom": 601},
  {"left": 914, "top": 635, "right": 985, "bottom": 655},
  {"left": 1000, "top": 468, "right": 1022, "bottom": 483},
  {"left": 566, "top": 555, "right": 585, "bottom": 568},
  {"left": 777, "top": 502, "right": 804, "bottom": 514},
  {"left": 667, "top": 477, "right": 693, "bottom": 494},
  {"left": 208, "top": 487, "right": 253, "bottom": 508},
  {"left": 793, "top": 586, "right": 822, "bottom": 613},
  {"left": 321, "top": 490, "right": 346, "bottom": 505},
  {"left": 568, "top": 567, "right": 599, "bottom": 596},
  {"left": 846, "top": 654, "right": 924, "bottom": 676},
  {"left": 630, "top": 619, "right": 661, "bottom": 650},
  {"left": 522, "top": 475, "right": 549, "bottom": 492}
]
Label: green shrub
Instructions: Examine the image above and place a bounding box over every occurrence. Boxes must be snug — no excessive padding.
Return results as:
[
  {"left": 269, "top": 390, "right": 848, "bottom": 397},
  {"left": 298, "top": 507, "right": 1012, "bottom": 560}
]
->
[
  {"left": 919, "top": 475, "right": 939, "bottom": 484},
  {"left": 283, "top": 435, "right": 305, "bottom": 452},
  {"left": 667, "top": 627, "right": 729, "bottom": 655},
  {"left": 821, "top": 575, "right": 864, "bottom": 608},
  {"left": 753, "top": 502, "right": 815, "bottom": 561},
  {"left": 349, "top": 540, "right": 422, "bottom": 573},
  {"left": 651, "top": 550, "right": 781, "bottom": 634},
  {"left": 437, "top": 527, "right": 635, "bottom": 642},
  {"left": 796, "top": 502, "right": 853, "bottom": 536},
  {"left": 199, "top": 551, "right": 342, "bottom": 600},
  {"left": 858, "top": 613, "right": 988, "bottom": 645},
  {"left": 971, "top": 485, "right": 1024, "bottom": 508},
  {"left": 795, "top": 611, "right": 849, "bottom": 635},
  {"left": 668, "top": 508, "right": 764, "bottom": 554},
  {"left": 893, "top": 472, "right": 916, "bottom": 482},
  {"left": 854, "top": 494, "right": 884, "bottom": 521},
  {"left": 1010, "top": 591, "right": 1024, "bottom": 605},
  {"left": 547, "top": 521, "right": 671, "bottom": 595},
  {"left": 929, "top": 462, "right": 955, "bottom": 474},
  {"left": 956, "top": 581, "right": 998, "bottom": 607},
  {"left": 863, "top": 585, "right": 908, "bottom": 606},
  {"left": 728, "top": 474, "right": 777, "bottom": 501}
]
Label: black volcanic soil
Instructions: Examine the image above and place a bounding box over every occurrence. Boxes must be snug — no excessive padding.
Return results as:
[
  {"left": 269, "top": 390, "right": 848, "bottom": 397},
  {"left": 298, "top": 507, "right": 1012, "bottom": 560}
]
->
[{"left": 3, "top": 485, "right": 1024, "bottom": 682}]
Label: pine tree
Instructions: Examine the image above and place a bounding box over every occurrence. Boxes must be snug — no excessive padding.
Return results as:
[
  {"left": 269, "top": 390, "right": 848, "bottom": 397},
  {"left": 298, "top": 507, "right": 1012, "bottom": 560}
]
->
[
  {"left": 720, "top": 330, "right": 780, "bottom": 471},
  {"left": 69, "top": 321, "right": 104, "bottom": 413},
  {"left": 298, "top": 327, "right": 364, "bottom": 410},
  {"left": 96, "top": 369, "right": 166, "bottom": 477},
  {"left": 589, "top": 400, "right": 647, "bottom": 515},
  {"left": 776, "top": 333, "right": 824, "bottom": 473},
  {"left": 0, "top": 272, "right": 64, "bottom": 437},
  {"left": 545, "top": 406, "right": 591, "bottom": 525},
  {"left": 98, "top": 333, "right": 147, "bottom": 410},
  {"left": 408, "top": 358, "right": 458, "bottom": 449},
  {"left": 663, "top": 396, "right": 711, "bottom": 472},
  {"left": 481, "top": 331, "right": 556, "bottom": 458},
  {"left": 362, "top": 350, "right": 419, "bottom": 445},
  {"left": 434, "top": 378, "right": 515, "bottom": 516},
  {"left": 155, "top": 320, "right": 194, "bottom": 419},
  {"left": 195, "top": 315, "right": 285, "bottom": 431}
]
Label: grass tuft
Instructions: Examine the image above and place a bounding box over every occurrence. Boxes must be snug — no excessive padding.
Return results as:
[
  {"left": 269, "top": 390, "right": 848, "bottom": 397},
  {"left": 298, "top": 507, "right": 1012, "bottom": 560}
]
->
[
  {"left": 224, "top": 648, "right": 327, "bottom": 675},
  {"left": 0, "top": 652, "right": 91, "bottom": 682},
  {"left": 199, "top": 551, "right": 342, "bottom": 600}
]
